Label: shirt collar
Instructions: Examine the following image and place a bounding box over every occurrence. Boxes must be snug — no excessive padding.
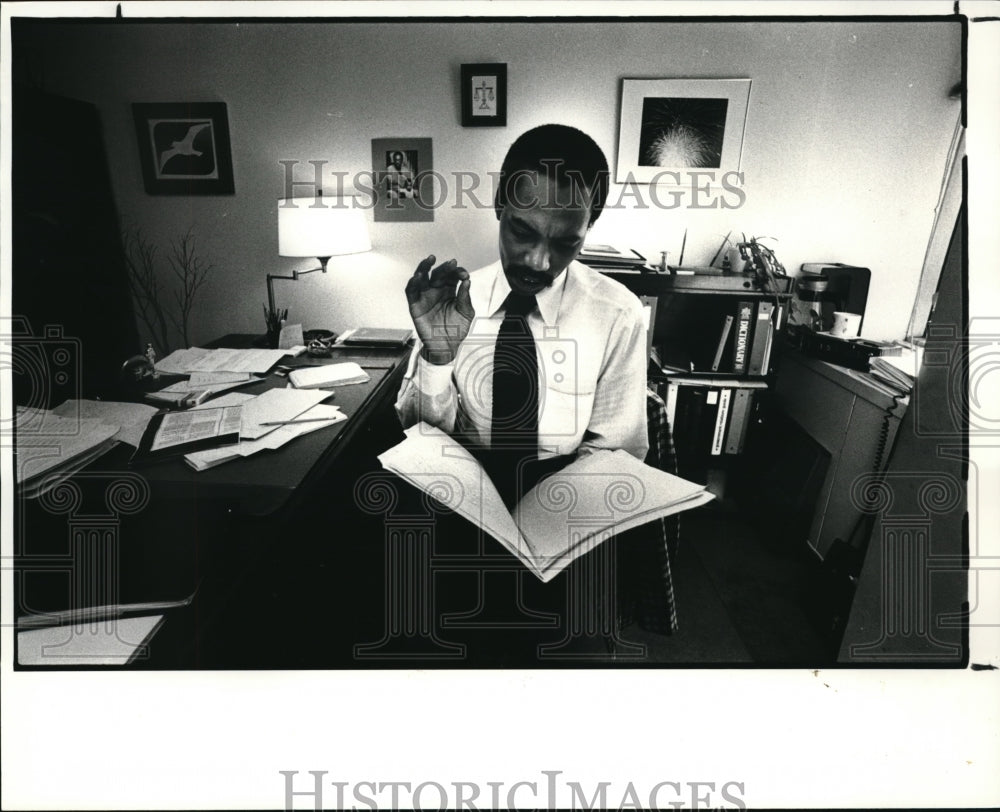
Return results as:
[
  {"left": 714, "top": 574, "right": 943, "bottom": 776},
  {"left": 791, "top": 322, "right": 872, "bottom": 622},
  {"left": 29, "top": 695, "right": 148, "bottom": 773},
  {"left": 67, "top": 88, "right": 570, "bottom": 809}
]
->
[{"left": 485, "top": 262, "right": 569, "bottom": 326}]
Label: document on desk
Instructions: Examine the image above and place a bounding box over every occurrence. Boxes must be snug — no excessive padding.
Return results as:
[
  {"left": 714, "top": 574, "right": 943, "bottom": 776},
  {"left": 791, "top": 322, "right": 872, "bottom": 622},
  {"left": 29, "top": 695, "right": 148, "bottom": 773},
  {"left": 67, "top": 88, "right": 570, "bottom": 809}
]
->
[
  {"left": 51, "top": 399, "right": 159, "bottom": 448},
  {"left": 236, "top": 388, "right": 332, "bottom": 439},
  {"left": 149, "top": 406, "right": 243, "bottom": 452},
  {"left": 153, "top": 373, "right": 262, "bottom": 396},
  {"left": 184, "top": 404, "right": 347, "bottom": 471},
  {"left": 155, "top": 347, "right": 290, "bottom": 375}
]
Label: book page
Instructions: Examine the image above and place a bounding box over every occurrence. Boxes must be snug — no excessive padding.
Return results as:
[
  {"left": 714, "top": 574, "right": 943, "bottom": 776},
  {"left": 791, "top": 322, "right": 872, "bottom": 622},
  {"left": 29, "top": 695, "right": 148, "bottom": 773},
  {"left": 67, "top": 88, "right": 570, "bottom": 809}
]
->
[
  {"left": 515, "top": 449, "right": 712, "bottom": 581},
  {"left": 377, "top": 424, "right": 533, "bottom": 568},
  {"left": 149, "top": 406, "right": 242, "bottom": 452}
]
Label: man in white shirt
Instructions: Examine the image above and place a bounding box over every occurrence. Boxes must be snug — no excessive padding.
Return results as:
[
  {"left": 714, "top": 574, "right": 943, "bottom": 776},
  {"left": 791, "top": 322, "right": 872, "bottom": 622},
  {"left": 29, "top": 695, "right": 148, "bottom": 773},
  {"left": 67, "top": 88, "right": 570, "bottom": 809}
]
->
[{"left": 396, "top": 124, "right": 649, "bottom": 507}]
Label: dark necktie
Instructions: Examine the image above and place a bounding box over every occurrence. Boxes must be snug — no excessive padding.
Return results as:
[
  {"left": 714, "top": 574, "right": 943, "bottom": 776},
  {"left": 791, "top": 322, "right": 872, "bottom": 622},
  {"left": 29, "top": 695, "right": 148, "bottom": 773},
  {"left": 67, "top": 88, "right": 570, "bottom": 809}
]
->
[{"left": 490, "top": 293, "right": 539, "bottom": 506}]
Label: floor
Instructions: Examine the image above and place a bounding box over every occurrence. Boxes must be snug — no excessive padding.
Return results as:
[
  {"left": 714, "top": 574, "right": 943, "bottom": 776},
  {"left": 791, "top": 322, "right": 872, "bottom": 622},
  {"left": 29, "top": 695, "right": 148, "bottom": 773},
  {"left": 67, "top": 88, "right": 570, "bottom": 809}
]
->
[
  {"left": 621, "top": 510, "right": 833, "bottom": 666},
  {"left": 145, "top": 503, "right": 835, "bottom": 669}
]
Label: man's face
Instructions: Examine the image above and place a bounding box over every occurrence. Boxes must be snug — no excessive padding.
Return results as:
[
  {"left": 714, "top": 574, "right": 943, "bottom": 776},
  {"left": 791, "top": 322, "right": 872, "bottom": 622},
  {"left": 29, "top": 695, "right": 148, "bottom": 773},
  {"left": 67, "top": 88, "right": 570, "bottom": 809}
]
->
[
  {"left": 498, "top": 173, "right": 592, "bottom": 297},
  {"left": 390, "top": 152, "right": 403, "bottom": 170}
]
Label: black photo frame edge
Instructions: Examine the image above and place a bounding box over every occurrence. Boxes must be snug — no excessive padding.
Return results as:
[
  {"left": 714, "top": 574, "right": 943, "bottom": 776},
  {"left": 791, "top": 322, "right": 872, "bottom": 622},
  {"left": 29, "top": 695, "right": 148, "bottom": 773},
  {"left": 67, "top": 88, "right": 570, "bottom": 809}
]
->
[
  {"left": 132, "top": 102, "right": 235, "bottom": 195},
  {"left": 460, "top": 63, "right": 507, "bottom": 128}
]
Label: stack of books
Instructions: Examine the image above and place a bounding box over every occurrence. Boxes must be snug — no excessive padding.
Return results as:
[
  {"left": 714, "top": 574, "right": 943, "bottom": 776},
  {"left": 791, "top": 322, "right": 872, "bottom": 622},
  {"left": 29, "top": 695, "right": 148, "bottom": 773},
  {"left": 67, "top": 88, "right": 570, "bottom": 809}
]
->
[
  {"left": 869, "top": 354, "right": 916, "bottom": 395},
  {"left": 577, "top": 244, "right": 647, "bottom": 271}
]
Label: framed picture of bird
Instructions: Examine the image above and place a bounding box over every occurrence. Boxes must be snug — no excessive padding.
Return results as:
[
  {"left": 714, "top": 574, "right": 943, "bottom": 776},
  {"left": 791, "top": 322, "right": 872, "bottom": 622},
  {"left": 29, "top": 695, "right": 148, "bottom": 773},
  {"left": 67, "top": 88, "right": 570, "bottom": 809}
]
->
[
  {"left": 132, "top": 102, "right": 235, "bottom": 194},
  {"left": 615, "top": 79, "right": 751, "bottom": 184}
]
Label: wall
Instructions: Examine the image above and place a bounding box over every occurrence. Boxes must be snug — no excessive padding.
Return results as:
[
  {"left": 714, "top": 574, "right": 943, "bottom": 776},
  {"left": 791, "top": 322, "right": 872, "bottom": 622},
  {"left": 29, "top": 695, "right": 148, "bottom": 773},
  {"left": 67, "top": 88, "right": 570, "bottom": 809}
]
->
[{"left": 12, "top": 19, "right": 961, "bottom": 346}]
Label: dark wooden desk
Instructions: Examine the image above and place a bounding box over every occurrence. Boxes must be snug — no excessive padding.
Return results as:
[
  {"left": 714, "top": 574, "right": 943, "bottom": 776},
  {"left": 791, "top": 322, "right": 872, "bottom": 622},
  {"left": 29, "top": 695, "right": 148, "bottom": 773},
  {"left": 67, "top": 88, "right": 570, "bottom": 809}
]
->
[
  {"left": 14, "top": 338, "right": 411, "bottom": 665},
  {"left": 138, "top": 336, "right": 411, "bottom": 517}
]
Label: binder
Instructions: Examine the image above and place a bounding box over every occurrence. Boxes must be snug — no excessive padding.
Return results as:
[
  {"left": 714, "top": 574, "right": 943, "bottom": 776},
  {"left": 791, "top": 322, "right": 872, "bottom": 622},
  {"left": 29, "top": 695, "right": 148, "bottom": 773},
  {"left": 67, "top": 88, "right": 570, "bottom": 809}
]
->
[
  {"left": 711, "top": 388, "right": 731, "bottom": 455},
  {"left": 711, "top": 315, "right": 735, "bottom": 372},
  {"left": 724, "top": 388, "right": 753, "bottom": 454},
  {"left": 732, "top": 300, "right": 755, "bottom": 374},
  {"left": 747, "top": 300, "right": 775, "bottom": 375},
  {"left": 673, "top": 385, "right": 716, "bottom": 483}
]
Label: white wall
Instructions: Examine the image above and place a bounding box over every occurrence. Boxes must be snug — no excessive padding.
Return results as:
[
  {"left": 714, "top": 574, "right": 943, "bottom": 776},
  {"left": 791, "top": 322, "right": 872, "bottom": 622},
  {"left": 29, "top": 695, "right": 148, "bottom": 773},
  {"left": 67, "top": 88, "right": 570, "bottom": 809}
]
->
[{"left": 14, "top": 19, "right": 961, "bottom": 345}]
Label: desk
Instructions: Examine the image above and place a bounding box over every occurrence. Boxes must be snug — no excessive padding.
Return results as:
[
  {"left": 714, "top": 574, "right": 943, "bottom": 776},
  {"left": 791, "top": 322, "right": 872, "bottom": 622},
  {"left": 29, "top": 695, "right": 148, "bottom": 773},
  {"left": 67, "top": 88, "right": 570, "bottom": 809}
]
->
[
  {"left": 14, "top": 338, "right": 411, "bottom": 665},
  {"left": 138, "top": 336, "right": 411, "bottom": 517},
  {"left": 772, "top": 348, "right": 908, "bottom": 559}
]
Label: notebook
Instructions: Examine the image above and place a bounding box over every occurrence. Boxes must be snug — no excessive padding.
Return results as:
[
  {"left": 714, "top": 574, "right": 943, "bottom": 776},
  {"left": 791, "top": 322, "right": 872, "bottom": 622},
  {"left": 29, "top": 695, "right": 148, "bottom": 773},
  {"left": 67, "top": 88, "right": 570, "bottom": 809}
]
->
[
  {"left": 337, "top": 327, "right": 413, "bottom": 347},
  {"left": 288, "top": 362, "right": 370, "bottom": 389}
]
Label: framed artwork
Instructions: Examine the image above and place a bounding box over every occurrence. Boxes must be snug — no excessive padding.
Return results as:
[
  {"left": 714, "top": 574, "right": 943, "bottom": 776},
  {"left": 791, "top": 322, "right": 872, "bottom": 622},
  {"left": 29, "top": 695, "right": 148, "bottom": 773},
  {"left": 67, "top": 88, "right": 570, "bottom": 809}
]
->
[
  {"left": 460, "top": 63, "right": 507, "bottom": 127},
  {"left": 615, "top": 78, "right": 751, "bottom": 183},
  {"left": 132, "top": 102, "right": 234, "bottom": 194},
  {"left": 371, "top": 137, "right": 434, "bottom": 222}
]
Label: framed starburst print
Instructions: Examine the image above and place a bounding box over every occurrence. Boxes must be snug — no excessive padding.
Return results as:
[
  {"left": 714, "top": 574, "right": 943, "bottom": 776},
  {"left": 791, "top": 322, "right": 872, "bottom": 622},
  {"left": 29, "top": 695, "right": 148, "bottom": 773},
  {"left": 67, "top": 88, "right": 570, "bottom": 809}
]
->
[
  {"left": 615, "top": 79, "right": 751, "bottom": 184},
  {"left": 133, "top": 102, "right": 235, "bottom": 194}
]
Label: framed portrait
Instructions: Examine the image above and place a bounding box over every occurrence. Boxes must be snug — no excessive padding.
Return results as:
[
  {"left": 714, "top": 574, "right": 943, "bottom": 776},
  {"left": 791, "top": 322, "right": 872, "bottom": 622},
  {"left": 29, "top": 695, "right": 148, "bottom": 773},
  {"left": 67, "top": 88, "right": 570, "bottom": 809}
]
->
[
  {"left": 132, "top": 102, "right": 234, "bottom": 194},
  {"left": 615, "top": 78, "right": 751, "bottom": 183},
  {"left": 460, "top": 63, "right": 507, "bottom": 127},
  {"left": 371, "top": 137, "right": 434, "bottom": 222}
]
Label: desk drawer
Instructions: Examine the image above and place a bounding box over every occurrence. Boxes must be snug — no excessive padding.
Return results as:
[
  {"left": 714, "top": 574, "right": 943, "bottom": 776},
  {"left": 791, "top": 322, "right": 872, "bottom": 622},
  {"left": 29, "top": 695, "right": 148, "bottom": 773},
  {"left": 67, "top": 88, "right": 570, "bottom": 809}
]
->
[{"left": 775, "top": 357, "right": 853, "bottom": 453}]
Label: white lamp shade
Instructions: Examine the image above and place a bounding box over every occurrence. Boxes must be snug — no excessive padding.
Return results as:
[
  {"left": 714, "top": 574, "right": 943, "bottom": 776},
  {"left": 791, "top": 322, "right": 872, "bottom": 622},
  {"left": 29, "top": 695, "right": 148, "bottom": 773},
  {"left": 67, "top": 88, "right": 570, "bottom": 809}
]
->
[{"left": 277, "top": 197, "right": 372, "bottom": 258}]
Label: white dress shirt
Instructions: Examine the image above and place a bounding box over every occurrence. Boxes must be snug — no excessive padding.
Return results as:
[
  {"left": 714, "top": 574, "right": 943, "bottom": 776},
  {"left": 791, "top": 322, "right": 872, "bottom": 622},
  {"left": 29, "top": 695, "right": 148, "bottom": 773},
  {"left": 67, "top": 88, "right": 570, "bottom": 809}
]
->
[{"left": 395, "top": 259, "right": 649, "bottom": 461}]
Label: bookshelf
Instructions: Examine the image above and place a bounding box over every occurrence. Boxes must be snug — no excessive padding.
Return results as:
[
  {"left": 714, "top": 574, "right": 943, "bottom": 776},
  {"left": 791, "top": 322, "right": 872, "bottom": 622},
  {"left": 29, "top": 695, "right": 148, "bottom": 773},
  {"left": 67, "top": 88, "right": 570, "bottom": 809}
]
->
[{"left": 604, "top": 270, "right": 794, "bottom": 499}]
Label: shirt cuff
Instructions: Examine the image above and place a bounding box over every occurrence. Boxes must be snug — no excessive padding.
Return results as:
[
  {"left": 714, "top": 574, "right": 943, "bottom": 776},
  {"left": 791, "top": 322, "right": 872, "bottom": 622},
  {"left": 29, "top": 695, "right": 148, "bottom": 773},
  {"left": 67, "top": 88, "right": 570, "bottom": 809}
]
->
[{"left": 415, "top": 355, "right": 455, "bottom": 395}]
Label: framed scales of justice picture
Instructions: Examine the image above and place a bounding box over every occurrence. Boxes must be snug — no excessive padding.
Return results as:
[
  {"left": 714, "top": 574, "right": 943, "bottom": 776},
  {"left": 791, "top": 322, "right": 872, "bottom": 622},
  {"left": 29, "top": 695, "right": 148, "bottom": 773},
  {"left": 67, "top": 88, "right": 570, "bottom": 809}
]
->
[{"left": 460, "top": 63, "right": 507, "bottom": 127}]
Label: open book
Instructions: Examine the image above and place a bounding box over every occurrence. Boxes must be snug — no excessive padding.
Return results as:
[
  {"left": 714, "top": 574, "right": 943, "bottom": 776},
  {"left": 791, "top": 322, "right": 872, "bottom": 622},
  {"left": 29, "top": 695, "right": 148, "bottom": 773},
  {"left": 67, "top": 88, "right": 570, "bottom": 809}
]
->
[{"left": 378, "top": 423, "right": 714, "bottom": 582}]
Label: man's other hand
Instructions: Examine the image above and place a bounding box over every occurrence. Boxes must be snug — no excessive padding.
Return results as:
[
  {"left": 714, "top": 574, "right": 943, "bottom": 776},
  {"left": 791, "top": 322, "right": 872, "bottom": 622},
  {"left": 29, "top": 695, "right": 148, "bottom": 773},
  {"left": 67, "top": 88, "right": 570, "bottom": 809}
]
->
[{"left": 405, "top": 255, "right": 475, "bottom": 365}]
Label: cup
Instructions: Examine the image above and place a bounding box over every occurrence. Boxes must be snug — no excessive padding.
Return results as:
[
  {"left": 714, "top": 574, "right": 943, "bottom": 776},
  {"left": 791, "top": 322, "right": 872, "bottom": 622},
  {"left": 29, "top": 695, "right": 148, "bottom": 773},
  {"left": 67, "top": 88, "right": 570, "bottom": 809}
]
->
[
  {"left": 727, "top": 247, "right": 748, "bottom": 274},
  {"left": 831, "top": 311, "right": 862, "bottom": 338}
]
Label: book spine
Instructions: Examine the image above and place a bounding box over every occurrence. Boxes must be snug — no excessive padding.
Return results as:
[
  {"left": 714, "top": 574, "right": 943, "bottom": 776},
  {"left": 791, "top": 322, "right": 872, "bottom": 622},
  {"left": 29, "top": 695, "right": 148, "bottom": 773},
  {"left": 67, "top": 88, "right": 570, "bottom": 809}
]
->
[
  {"left": 761, "top": 308, "right": 776, "bottom": 374},
  {"left": 665, "top": 375, "right": 768, "bottom": 389},
  {"left": 724, "top": 388, "right": 751, "bottom": 454},
  {"left": 733, "top": 390, "right": 756, "bottom": 453},
  {"left": 711, "top": 314, "right": 735, "bottom": 372},
  {"left": 711, "top": 388, "right": 731, "bottom": 455},
  {"left": 732, "top": 301, "right": 754, "bottom": 374},
  {"left": 747, "top": 301, "right": 775, "bottom": 375}
]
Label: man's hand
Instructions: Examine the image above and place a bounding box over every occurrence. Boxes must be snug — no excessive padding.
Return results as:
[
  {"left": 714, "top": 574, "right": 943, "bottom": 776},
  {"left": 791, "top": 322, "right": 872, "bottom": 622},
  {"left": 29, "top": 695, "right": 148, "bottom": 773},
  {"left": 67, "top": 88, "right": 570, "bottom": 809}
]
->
[{"left": 405, "top": 255, "right": 475, "bottom": 365}]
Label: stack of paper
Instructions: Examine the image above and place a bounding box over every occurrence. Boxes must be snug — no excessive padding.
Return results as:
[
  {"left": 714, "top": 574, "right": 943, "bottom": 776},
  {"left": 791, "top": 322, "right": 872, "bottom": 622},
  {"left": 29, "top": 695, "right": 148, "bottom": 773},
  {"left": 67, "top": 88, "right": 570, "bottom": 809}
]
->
[
  {"left": 155, "top": 347, "right": 293, "bottom": 375},
  {"left": 146, "top": 371, "right": 262, "bottom": 405},
  {"left": 288, "top": 362, "right": 370, "bottom": 389},
  {"left": 50, "top": 399, "right": 159, "bottom": 448},
  {"left": 184, "top": 403, "right": 347, "bottom": 471},
  {"left": 14, "top": 407, "right": 122, "bottom": 496}
]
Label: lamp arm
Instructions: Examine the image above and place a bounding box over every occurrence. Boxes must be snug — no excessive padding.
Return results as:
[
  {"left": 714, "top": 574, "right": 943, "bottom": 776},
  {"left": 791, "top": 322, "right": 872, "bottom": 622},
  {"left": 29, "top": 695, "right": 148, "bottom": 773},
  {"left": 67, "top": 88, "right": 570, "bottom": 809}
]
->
[
  {"left": 266, "top": 272, "right": 295, "bottom": 317},
  {"left": 266, "top": 260, "right": 328, "bottom": 316}
]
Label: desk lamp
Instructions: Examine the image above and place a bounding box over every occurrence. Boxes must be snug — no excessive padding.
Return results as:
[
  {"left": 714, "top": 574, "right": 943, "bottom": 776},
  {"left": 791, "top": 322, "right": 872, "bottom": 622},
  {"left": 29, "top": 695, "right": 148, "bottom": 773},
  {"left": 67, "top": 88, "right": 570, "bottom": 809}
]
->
[{"left": 268, "top": 194, "right": 372, "bottom": 332}]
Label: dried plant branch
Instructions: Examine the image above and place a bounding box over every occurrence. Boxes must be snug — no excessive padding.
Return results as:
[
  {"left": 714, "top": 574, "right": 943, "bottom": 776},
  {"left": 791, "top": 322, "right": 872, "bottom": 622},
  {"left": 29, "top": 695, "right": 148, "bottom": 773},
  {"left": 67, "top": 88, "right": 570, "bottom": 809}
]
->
[
  {"left": 121, "top": 224, "right": 215, "bottom": 353},
  {"left": 166, "top": 229, "right": 214, "bottom": 347},
  {"left": 122, "top": 223, "right": 172, "bottom": 353}
]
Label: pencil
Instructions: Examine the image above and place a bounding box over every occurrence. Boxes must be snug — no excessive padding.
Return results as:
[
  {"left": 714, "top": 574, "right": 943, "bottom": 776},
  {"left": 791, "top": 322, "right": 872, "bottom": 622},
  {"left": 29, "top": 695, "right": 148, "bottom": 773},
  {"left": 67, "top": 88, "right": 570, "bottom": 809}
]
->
[{"left": 260, "top": 416, "right": 338, "bottom": 426}]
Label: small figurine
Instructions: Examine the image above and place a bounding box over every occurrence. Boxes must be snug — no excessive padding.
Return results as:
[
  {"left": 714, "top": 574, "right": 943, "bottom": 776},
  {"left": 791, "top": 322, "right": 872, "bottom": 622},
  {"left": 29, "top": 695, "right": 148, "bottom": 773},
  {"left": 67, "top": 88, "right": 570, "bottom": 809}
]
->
[{"left": 145, "top": 343, "right": 160, "bottom": 378}]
